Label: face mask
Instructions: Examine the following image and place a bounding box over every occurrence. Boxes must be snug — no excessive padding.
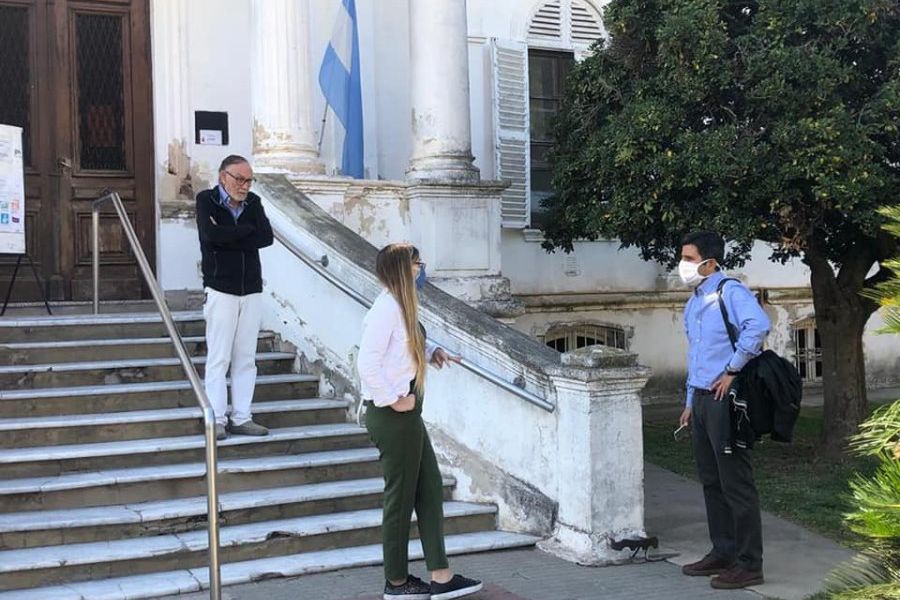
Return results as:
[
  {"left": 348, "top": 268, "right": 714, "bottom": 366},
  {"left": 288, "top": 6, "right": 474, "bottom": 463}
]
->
[
  {"left": 678, "top": 259, "right": 712, "bottom": 287},
  {"left": 415, "top": 264, "right": 427, "bottom": 290}
]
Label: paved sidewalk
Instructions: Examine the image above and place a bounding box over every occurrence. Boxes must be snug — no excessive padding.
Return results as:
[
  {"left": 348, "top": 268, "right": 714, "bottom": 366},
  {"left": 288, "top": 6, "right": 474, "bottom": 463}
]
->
[
  {"left": 645, "top": 463, "right": 856, "bottom": 600},
  {"left": 163, "top": 547, "right": 757, "bottom": 600}
]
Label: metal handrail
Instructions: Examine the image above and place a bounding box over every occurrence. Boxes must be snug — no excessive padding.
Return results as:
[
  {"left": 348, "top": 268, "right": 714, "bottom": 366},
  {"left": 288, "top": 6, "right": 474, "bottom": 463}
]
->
[
  {"left": 92, "top": 192, "right": 221, "bottom": 599},
  {"left": 272, "top": 229, "right": 555, "bottom": 412}
]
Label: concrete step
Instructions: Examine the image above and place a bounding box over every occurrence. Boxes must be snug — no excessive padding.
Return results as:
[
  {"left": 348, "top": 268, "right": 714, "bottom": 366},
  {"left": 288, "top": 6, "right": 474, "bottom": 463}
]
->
[
  {"left": 0, "top": 373, "right": 318, "bottom": 418},
  {"left": 0, "top": 398, "right": 349, "bottom": 449},
  {"left": 0, "top": 530, "right": 540, "bottom": 599},
  {"left": 0, "top": 333, "right": 277, "bottom": 364},
  {"left": 0, "top": 352, "right": 296, "bottom": 390},
  {"left": 0, "top": 502, "right": 497, "bottom": 591},
  {"left": 0, "top": 476, "right": 456, "bottom": 548},
  {"left": 0, "top": 312, "right": 206, "bottom": 343},
  {"left": 0, "top": 422, "right": 370, "bottom": 479},
  {"left": 0, "top": 447, "right": 382, "bottom": 512}
]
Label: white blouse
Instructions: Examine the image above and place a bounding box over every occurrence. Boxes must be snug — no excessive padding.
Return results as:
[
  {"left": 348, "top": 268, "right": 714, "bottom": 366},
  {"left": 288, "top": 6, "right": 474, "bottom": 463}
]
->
[{"left": 357, "top": 290, "right": 436, "bottom": 407}]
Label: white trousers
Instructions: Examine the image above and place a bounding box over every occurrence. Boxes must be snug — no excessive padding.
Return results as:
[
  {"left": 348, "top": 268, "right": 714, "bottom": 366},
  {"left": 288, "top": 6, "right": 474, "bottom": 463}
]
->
[{"left": 203, "top": 287, "right": 262, "bottom": 426}]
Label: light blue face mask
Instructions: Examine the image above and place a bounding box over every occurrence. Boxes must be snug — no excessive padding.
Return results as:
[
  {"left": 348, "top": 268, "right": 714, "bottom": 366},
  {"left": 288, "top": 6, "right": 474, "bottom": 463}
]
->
[{"left": 415, "top": 264, "right": 427, "bottom": 290}]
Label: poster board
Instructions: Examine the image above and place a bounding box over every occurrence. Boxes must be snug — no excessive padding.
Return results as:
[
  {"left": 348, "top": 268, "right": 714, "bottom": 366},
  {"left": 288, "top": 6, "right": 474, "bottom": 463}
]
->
[{"left": 0, "top": 124, "right": 25, "bottom": 255}]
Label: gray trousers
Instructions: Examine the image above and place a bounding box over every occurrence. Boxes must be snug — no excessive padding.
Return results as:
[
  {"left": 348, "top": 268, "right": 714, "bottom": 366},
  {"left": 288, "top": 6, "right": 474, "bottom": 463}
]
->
[{"left": 692, "top": 389, "right": 763, "bottom": 570}]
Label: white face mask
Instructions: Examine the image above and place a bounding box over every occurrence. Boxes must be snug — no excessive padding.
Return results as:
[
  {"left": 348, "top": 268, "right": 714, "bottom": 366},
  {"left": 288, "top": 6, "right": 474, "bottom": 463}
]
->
[{"left": 678, "top": 259, "right": 712, "bottom": 287}]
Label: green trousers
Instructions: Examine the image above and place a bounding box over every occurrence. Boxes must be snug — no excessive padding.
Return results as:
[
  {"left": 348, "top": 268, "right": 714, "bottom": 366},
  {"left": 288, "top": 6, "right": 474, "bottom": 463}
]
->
[{"left": 365, "top": 391, "right": 449, "bottom": 581}]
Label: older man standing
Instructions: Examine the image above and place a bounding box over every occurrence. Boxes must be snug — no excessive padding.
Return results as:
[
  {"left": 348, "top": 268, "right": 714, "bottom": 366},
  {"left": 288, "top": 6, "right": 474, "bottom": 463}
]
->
[{"left": 196, "top": 155, "right": 273, "bottom": 440}]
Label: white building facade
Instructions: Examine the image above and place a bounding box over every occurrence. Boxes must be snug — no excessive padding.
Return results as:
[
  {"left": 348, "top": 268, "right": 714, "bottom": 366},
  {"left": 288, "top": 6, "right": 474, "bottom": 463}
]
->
[{"left": 151, "top": 0, "right": 899, "bottom": 398}]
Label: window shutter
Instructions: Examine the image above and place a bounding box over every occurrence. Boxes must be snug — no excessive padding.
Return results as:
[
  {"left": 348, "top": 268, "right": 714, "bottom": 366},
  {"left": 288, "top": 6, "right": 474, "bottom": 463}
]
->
[
  {"left": 528, "top": 0, "right": 563, "bottom": 41},
  {"left": 527, "top": 1, "right": 606, "bottom": 60},
  {"left": 570, "top": 0, "right": 604, "bottom": 46},
  {"left": 490, "top": 38, "right": 531, "bottom": 229}
]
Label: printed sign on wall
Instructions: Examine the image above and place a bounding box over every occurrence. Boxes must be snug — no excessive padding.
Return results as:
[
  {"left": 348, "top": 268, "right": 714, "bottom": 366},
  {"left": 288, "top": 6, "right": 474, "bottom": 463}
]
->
[{"left": 0, "top": 125, "right": 25, "bottom": 254}]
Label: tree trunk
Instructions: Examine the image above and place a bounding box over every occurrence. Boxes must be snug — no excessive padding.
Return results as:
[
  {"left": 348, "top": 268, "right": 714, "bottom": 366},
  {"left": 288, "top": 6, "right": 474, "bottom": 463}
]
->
[{"left": 806, "top": 246, "right": 877, "bottom": 457}]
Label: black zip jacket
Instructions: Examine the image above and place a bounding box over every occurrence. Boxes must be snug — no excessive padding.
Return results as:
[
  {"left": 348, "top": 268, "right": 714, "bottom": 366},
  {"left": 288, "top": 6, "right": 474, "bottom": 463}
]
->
[
  {"left": 196, "top": 187, "right": 273, "bottom": 296},
  {"left": 715, "top": 278, "right": 803, "bottom": 453}
]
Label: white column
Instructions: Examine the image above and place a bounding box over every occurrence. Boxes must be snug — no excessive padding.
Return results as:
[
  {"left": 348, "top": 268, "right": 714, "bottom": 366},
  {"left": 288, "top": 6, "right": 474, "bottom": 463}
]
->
[
  {"left": 151, "top": 0, "right": 191, "bottom": 202},
  {"left": 250, "top": 0, "right": 324, "bottom": 174},
  {"left": 406, "top": 0, "right": 480, "bottom": 182}
]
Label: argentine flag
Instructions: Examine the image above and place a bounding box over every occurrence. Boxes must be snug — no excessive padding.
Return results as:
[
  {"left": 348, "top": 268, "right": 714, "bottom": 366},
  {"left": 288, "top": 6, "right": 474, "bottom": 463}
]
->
[{"left": 318, "top": 0, "right": 364, "bottom": 179}]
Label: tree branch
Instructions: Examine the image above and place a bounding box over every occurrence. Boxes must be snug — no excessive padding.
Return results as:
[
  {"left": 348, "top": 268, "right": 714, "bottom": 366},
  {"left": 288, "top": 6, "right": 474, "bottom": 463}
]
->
[{"left": 837, "top": 240, "right": 877, "bottom": 291}]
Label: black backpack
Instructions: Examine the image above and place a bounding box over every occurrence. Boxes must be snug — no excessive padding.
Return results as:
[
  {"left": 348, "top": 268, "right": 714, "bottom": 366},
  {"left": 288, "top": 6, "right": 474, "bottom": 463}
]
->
[{"left": 716, "top": 278, "right": 803, "bottom": 442}]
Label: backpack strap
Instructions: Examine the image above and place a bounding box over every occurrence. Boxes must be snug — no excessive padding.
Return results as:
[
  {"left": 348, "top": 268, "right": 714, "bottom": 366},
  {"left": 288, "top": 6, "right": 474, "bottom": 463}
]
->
[{"left": 716, "top": 277, "right": 741, "bottom": 352}]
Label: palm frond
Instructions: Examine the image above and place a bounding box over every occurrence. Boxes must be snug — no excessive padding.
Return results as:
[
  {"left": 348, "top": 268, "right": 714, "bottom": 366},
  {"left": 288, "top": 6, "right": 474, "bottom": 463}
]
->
[
  {"left": 845, "top": 457, "right": 900, "bottom": 540},
  {"left": 827, "top": 554, "right": 900, "bottom": 594},
  {"left": 830, "top": 582, "right": 900, "bottom": 600},
  {"left": 850, "top": 401, "right": 900, "bottom": 456}
]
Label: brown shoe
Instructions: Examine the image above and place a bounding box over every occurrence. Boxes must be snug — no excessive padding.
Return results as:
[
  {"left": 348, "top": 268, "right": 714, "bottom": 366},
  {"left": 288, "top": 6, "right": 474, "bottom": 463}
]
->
[
  {"left": 711, "top": 566, "right": 764, "bottom": 589},
  {"left": 682, "top": 554, "right": 734, "bottom": 576}
]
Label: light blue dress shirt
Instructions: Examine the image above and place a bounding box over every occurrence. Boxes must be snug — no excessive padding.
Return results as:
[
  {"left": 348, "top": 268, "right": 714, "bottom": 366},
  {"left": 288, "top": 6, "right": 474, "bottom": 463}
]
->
[
  {"left": 684, "top": 271, "right": 770, "bottom": 408},
  {"left": 217, "top": 185, "right": 245, "bottom": 222}
]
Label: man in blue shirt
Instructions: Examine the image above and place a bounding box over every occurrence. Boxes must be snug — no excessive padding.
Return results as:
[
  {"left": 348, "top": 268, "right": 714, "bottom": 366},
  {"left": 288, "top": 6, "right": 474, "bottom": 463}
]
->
[{"left": 677, "top": 231, "right": 768, "bottom": 590}]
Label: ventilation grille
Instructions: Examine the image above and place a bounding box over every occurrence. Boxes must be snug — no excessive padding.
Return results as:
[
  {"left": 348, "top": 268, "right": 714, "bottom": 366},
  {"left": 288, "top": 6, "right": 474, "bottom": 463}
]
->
[
  {"left": 528, "top": 0, "right": 562, "bottom": 40},
  {"left": 571, "top": 0, "right": 603, "bottom": 45},
  {"left": 528, "top": 1, "right": 604, "bottom": 48}
]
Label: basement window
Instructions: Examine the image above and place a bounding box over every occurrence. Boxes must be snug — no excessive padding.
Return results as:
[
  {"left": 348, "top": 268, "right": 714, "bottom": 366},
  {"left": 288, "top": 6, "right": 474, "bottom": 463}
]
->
[{"left": 543, "top": 324, "right": 627, "bottom": 353}]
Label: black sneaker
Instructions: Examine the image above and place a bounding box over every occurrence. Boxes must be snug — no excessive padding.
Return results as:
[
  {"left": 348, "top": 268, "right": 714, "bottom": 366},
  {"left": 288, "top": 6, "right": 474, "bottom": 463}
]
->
[
  {"left": 383, "top": 575, "right": 431, "bottom": 600},
  {"left": 430, "top": 574, "right": 483, "bottom": 600}
]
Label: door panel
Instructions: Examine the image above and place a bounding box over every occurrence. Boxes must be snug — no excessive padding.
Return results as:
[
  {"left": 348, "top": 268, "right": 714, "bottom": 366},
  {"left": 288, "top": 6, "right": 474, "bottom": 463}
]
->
[
  {"left": 0, "top": 1, "right": 51, "bottom": 300},
  {"left": 0, "top": 0, "right": 154, "bottom": 302}
]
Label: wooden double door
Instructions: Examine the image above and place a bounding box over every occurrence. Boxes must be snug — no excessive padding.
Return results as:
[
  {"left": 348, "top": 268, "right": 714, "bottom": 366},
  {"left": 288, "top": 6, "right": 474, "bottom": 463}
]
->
[{"left": 0, "top": 0, "right": 154, "bottom": 302}]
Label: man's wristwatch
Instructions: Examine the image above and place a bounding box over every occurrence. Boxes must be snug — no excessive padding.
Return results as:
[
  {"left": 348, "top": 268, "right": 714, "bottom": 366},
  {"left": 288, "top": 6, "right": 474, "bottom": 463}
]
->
[{"left": 725, "top": 366, "right": 741, "bottom": 376}]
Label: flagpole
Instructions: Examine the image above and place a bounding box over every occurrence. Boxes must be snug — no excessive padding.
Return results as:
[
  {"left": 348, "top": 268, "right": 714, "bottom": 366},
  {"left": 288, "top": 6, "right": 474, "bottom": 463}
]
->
[{"left": 317, "top": 104, "right": 329, "bottom": 153}]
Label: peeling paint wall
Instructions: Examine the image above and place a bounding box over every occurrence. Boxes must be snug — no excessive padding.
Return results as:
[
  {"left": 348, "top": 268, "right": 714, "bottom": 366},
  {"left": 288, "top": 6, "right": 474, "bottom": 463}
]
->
[
  {"left": 294, "top": 179, "right": 504, "bottom": 281},
  {"left": 513, "top": 292, "right": 900, "bottom": 401},
  {"left": 254, "top": 176, "right": 651, "bottom": 563},
  {"left": 151, "top": 0, "right": 253, "bottom": 292}
]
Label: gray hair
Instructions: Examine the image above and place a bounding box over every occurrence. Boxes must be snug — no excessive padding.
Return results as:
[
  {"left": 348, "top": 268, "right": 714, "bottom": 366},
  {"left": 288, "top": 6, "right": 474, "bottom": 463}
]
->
[{"left": 218, "top": 155, "right": 249, "bottom": 172}]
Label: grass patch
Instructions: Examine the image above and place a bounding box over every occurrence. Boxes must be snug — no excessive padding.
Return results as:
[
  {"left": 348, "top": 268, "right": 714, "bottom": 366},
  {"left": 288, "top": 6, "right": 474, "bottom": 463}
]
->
[{"left": 644, "top": 405, "right": 880, "bottom": 546}]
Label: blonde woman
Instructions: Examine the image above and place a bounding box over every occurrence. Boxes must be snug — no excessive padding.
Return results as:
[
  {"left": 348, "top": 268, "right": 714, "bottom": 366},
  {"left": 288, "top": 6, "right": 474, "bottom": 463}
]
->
[{"left": 358, "top": 243, "right": 482, "bottom": 600}]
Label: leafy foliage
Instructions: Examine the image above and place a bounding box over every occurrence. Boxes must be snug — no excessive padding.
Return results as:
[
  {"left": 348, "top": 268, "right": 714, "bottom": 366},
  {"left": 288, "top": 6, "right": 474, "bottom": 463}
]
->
[
  {"left": 828, "top": 206, "right": 900, "bottom": 598},
  {"left": 542, "top": 0, "right": 900, "bottom": 449},
  {"left": 543, "top": 0, "right": 900, "bottom": 270}
]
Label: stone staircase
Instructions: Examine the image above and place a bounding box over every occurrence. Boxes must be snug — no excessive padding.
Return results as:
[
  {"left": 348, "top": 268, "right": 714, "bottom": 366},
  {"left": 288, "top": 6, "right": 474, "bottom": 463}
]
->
[{"left": 0, "top": 311, "right": 538, "bottom": 599}]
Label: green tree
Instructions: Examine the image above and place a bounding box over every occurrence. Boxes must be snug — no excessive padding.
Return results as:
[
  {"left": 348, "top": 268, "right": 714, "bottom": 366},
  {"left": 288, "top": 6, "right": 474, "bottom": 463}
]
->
[
  {"left": 827, "top": 206, "right": 900, "bottom": 599},
  {"left": 542, "top": 0, "right": 900, "bottom": 452}
]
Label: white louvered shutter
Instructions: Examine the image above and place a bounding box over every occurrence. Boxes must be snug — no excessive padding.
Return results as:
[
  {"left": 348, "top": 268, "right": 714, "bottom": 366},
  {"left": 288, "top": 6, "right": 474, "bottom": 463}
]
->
[
  {"left": 570, "top": 0, "right": 604, "bottom": 46},
  {"left": 491, "top": 39, "right": 531, "bottom": 229},
  {"left": 569, "top": 0, "right": 605, "bottom": 59},
  {"left": 527, "top": 1, "right": 606, "bottom": 59},
  {"left": 528, "top": 0, "right": 563, "bottom": 42}
]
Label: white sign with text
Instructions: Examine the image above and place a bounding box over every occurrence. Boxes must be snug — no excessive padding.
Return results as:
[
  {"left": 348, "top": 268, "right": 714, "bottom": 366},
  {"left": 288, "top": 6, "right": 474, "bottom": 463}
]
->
[{"left": 0, "top": 124, "right": 25, "bottom": 254}]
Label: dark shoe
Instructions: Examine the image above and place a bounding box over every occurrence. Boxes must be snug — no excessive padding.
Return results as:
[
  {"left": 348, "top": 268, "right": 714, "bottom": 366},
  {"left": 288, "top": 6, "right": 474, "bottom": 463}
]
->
[
  {"left": 383, "top": 575, "right": 431, "bottom": 600},
  {"left": 682, "top": 554, "right": 733, "bottom": 576},
  {"left": 431, "top": 574, "right": 483, "bottom": 600},
  {"left": 711, "top": 566, "right": 764, "bottom": 589},
  {"left": 215, "top": 424, "right": 228, "bottom": 441},
  {"left": 227, "top": 420, "right": 269, "bottom": 436}
]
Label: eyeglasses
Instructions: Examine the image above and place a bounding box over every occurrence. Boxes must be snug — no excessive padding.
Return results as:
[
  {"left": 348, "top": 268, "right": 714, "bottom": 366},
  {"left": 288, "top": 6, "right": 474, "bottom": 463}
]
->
[
  {"left": 223, "top": 170, "right": 255, "bottom": 187},
  {"left": 673, "top": 423, "right": 689, "bottom": 441}
]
